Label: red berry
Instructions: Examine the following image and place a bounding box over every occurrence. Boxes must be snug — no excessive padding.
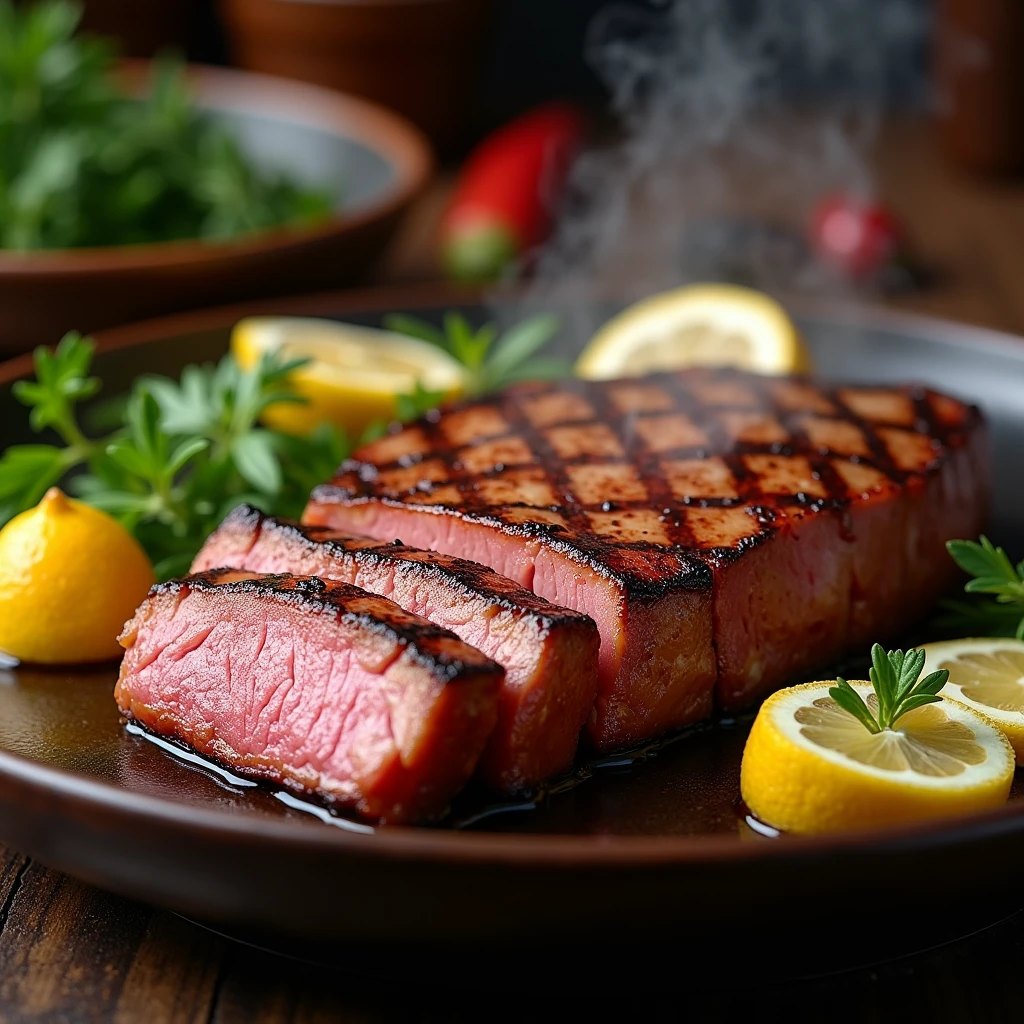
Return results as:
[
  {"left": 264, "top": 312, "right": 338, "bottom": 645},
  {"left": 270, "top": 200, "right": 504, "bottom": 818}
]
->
[{"left": 810, "top": 194, "right": 900, "bottom": 279}]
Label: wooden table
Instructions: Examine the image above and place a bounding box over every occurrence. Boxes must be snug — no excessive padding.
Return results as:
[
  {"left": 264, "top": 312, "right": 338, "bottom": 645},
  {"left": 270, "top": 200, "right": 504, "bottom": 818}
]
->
[{"left": 2, "top": 119, "right": 1023, "bottom": 1023}]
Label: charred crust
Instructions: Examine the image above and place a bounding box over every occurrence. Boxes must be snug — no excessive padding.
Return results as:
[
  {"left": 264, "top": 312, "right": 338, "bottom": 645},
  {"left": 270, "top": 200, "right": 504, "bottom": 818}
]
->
[
  {"left": 310, "top": 369, "right": 984, "bottom": 595},
  {"left": 308, "top": 492, "right": 719, "bottom": 598},
  {"left": 251, "top": 508, "right": 600, "bottom": 626},
  {"left": 149, "top": 569, "right": 503, "bottom": 683},
  {"left": 218, "top": 502, "right": 267, "bottom": 534}
]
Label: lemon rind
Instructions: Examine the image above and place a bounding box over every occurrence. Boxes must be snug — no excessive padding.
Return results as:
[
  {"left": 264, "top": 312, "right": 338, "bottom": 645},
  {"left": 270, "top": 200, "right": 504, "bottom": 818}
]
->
[{"left": 575, "top": 283, "right": 808, "bottom": 380}]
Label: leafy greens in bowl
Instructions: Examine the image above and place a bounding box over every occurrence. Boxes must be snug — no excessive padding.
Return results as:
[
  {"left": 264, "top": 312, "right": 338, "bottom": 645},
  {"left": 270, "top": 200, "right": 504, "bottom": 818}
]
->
[{"left": 0, "top": 0, "right": 333, "bottom": 250}]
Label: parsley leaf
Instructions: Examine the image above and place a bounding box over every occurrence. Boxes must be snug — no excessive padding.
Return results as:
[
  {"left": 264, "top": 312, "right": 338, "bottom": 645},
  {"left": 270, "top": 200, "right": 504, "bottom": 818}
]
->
[
  {"left": 1, "top": 308, "right": 569, "bottom": 581},
  {"left": 941, "top": 537, "right": 1024, "bottom": 641},
  {"left": 0, "top": 331, "right": 348, "bottom": 580}
]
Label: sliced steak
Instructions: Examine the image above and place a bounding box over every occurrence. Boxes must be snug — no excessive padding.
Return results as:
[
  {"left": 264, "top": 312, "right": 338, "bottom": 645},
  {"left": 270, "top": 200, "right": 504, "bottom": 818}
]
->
[
  {"left": 305, "top": 368, "right": 987, "bottom": 751},
  {"left": 192, "top": 506, "right": 600, "bottom": 792},
  {"left": 115, "top": 569, "right": 502, "bottom": 823}
]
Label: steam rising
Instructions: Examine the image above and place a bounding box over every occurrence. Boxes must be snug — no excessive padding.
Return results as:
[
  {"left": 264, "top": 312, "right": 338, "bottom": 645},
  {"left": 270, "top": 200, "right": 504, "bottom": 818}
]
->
[{"left": 505, "top": 0, "right": 927, "bottom": 338}]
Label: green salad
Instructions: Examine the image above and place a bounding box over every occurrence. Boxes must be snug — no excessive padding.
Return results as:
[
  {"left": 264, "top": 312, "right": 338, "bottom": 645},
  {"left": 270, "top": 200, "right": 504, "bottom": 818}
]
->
[{"left": 0, "top": 0, "right": 333, "bottom": 250}]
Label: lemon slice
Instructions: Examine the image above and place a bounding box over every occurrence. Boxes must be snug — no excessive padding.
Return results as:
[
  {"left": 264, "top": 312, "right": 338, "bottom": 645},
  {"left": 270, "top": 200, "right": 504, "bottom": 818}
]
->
[
  {"left": 740, "top": 681, "right": 1013, "bottom": 835},
  {"left": 575, "top": 283, "right": 811, "bottom": 380},
  {"left": 921, "top": 638, "right": 1024, "bottom": 763},
  {"left": 232, "top": 316, "right": 466, "bottom": 437}
]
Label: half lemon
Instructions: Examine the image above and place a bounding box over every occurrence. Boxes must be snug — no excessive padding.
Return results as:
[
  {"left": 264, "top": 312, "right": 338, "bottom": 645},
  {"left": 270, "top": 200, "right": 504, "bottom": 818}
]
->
[
  {"left": 232, "top": 316, "right": 466, "bottom": 437},
  {"left": 740, "top": 680, "right": 1014, "bottom": 835},
  {"left": 575, "top": 283, "right": 811, "bottom": 380},
  {"left": 922, "top": 637, "right": 1024, "bottom": 763}
]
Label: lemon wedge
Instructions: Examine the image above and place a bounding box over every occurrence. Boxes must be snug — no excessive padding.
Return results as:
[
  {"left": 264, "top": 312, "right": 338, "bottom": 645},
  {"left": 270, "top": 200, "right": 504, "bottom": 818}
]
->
[
  {"left": 0, "top": 488, "right": 154, "bottom": 664},
  {"left": 575, "top": 283, "right": 811, "bottom": 380},
  {"left": 232, "top": 316, "right": 466, "bottom": 437},
  {"left": 921, "top": 638, "right": 1024, "bottom": 763},
  {"left": 740, "top": 680, "right": 1013, "bottom": 835}
]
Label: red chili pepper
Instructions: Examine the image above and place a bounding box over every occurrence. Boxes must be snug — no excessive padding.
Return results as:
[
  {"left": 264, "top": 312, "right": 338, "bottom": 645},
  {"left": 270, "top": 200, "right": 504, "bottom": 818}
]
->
[
  {"left": 810, "top": 193, "right": 901, "bottom": 280},
  {"left": 440, "top": 103, "right": 584, "bottom": 283}
]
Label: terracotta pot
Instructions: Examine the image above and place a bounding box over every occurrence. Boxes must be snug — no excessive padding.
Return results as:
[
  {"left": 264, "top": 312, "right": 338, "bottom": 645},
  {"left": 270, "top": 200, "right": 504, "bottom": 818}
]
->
[
  {"left": 219, "top": 0, "right": 493, "bottom": 151},
  {"left": 0, "top": 63, "right": 432, "bottom": 356}
]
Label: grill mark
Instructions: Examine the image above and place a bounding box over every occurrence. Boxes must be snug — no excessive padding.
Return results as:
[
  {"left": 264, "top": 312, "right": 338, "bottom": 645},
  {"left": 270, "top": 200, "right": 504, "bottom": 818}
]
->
[
  {"left": 498, "top": 381, "right": 596, "bottom": 549},
  {"left": 583, "top": 374, "right": 693, "bottom": 548},
  {"left": 757, "top": 377, "right": 844, "bottom": 515},
  {"left": 826, "top": 386, "right": 911, "bottom": 486},
  {"left": 321, "top": 370, "right": 981, "bottom": 592}
]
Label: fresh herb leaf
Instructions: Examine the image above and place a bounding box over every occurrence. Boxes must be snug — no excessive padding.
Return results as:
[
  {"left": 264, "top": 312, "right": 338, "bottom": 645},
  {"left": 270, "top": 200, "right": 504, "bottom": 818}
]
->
[
  {"left": 941, "top": 537, "right": 1024, "bottom": 639},
  {"left": 383, "top": 311, "right": 568, "bottom": 396},
  {"left": 0, "top": 330, "right": 349, "bottom": 579},
  {"left": 0, "top": 308, "right": 570, "bottom": 581},
  {"left": 231, "top": 430, "right": 282, "bottom": 495},
  {"left": 0, "top": 443, "right": 70, "bottom": 522},
  {"left": 828, "top": 677, "right": 880, "bottom": 734},
  {"left": 830, "top": 644, "right": 950, "bottom": 733},
  {"left": 394, "top": 380, "right": 446, "bottom": 423},
  {"left": 481, "top": 313, "right": 561, "bottom": 386},
  {"left": 12, "top": 332, "right": 98, "bottom": 444}
]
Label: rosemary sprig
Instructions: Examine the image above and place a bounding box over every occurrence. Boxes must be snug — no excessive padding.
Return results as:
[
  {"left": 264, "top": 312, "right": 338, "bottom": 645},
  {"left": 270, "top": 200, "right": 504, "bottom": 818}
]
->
[{"left": 829, "top": 645, "right": 949, "bottom": 734}]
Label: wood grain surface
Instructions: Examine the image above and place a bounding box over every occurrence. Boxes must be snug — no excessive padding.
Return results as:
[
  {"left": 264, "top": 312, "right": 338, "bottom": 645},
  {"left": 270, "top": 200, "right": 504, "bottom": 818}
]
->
[{"left": 2, "top": 119, "right": 1023, "bottom": 1023}]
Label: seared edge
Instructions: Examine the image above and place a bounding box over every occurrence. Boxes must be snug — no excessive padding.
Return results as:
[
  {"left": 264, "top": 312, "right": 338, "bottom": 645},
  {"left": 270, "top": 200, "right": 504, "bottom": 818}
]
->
[
  {"left": 216, "top": 503, "right": 599, "bottom": 628},
  {"left": 137, "top": 568, "right": 504, "bottom": 684}
]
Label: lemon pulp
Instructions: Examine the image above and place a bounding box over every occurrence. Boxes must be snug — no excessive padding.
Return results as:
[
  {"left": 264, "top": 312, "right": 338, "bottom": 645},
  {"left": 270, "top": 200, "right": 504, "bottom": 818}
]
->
[
  {"left": 796, "top": 694, "right": 986, "bottom": 776},
  {"left": 922, "top": 638, "right": 1024, "bottom": 762},
  {"left": 943, "top": 649, "right": 1024, "bottom": 712}
]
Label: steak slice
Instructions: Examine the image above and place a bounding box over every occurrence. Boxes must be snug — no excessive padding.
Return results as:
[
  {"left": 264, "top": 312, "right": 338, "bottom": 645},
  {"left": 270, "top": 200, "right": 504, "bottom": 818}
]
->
[
  {"left": 192, "top": 506, "right": 600, "bottom": 792},
  {"left": 305, "top": 369, "right": 987, "bottom": 751},
  {"left": 115, "top": 569, "right": 502, "bottom": 823}
]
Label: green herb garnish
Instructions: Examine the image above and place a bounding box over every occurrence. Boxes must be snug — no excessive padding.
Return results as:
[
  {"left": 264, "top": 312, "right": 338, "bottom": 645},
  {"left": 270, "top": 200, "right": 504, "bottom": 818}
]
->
[
  {"left": 0, "top": 0, "right": 332, "bottom": 250},
  {"left": 829, "top": 644, "right": 949, "bottom": 734},
  {"left": 383, "top": 311, "right": 572, "bottom": 395},
  {"left": 0, "top": 310, "right": 567, "bottom": 579},
  {"left": 940, "top": 537, "right": 1024, "bottom": 641},
  {"left": 0, "top": 333, "right": 348, "bottom": 579}
]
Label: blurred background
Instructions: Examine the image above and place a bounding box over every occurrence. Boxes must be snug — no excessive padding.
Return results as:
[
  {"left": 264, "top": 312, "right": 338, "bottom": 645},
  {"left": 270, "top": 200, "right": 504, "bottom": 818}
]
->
[{"left": 0, "top": 0, "right": 1022, "bottom": 346}]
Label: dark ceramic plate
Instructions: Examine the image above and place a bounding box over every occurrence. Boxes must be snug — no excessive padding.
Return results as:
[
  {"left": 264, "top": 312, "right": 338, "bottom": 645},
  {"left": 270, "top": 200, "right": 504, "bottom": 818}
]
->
[{"left": 0, "top": 288, "right": 1022, "bottom": 946}]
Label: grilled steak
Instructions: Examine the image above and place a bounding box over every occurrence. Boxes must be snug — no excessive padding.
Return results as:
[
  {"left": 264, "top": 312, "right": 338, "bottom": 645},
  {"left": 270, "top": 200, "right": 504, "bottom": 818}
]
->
[
  {"left": 115, "top": 569, "right": 502, "bottom": 823},
  {"left": 306, "top": 368, "right": 987, "bottom": 751},
  {"left": 192, "top": 506, "right": 600, "bottom": 792}
]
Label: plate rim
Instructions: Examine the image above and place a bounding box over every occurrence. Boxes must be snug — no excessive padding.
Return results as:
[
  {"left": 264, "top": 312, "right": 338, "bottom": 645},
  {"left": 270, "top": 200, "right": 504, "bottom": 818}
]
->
[
  {"left": 2, "top": 283, "right": 1023, "bottom": 385},
  {"left": 2, "top": 740, "right": 1023, "bottom": 867}
]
